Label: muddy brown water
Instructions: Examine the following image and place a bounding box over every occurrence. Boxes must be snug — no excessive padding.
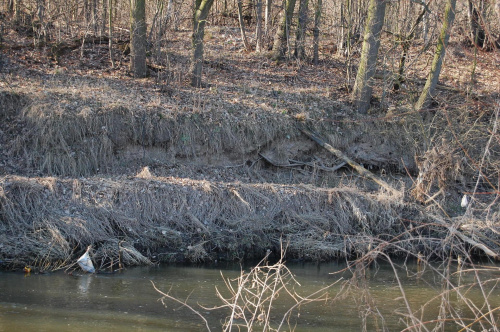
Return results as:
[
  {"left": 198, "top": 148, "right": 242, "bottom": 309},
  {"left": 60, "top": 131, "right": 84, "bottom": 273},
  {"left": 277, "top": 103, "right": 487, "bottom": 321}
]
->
[{"left": 0, "top": 261, "right": 499, "bottom": 331}]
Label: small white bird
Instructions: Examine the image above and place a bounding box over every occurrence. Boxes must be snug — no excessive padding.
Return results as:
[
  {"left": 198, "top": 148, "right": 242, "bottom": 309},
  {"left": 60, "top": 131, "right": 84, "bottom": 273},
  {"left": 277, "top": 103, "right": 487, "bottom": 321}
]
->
[{"left": 461, "top": 194, "right": 469, "bottom": 208}]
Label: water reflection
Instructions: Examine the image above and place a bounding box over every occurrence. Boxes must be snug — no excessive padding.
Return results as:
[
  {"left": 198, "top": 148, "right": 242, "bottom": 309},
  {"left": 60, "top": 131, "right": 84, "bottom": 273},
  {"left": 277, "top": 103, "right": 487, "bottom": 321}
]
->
[
  {"left": 77, "top": 274, "right": 92, "bottom": 295},
  {"left": 0, "top": 260, "right": 498, "bottom": 331}
]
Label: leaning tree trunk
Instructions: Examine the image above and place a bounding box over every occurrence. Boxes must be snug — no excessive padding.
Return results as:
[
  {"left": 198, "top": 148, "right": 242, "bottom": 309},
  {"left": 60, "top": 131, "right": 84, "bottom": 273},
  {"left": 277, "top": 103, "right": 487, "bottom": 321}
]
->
[
  {"left": 294, "top": 0, "right": 309, "bottom": 59},
  {"left": 351, "top": 0, "right": 387, "bottom": 114},
  {"left": 272, "top": 0, "right": 297, "bottom": 60},
  {"left": 191, "top": 0, "right": 215, "bottom": 87},
  {"left": 237, "top": 0, "right": 250, "bottom": 51},
  {"left": 415, "top": 0, "right": 457, "bottom": 111},
  {"left": 130, "top": 0, "right": 147, "bottom": 78},
  {"left": 312, "top": 0, "right": 322, "bottom": 65}
]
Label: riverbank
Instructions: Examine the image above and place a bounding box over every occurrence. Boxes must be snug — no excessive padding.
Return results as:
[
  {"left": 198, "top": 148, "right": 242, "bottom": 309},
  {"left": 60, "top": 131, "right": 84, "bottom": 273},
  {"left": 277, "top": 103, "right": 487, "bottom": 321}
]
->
[{"left": 1, "top": 24, "right": 499, "bottom": 271}]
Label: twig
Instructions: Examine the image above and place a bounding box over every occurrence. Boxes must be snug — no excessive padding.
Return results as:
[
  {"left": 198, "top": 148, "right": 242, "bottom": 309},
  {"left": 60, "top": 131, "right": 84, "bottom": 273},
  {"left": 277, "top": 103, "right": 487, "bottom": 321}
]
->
[{"left": 151, "top": 281, "right": 212, "bottom": 332}]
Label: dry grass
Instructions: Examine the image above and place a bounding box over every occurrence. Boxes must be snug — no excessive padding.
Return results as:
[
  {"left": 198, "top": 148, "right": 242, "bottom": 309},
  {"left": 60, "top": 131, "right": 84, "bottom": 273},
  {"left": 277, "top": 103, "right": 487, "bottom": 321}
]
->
[
  {"left": 0, "top": 173, "right": 411, "bottom": 269},
  {"left": 0, "top": 7, "right": 499, "bottom": 271}
]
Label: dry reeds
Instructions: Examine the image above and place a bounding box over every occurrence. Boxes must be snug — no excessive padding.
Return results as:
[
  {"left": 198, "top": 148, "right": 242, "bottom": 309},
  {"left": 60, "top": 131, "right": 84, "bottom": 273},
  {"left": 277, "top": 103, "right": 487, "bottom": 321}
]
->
[{"left": 0, "top": 172, "right": 410, "bottom": 270}]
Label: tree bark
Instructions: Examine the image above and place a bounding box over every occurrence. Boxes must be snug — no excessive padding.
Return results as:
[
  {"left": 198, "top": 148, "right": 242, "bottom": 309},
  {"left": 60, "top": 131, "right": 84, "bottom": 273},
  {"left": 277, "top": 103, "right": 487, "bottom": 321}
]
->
[
  {"left": 101, "top": 0, "right": 107, "bottom": 37},
  {"left": 294, "top": 0, "right": 309, "bottom": 59},
  {"left": 272, "top": 0, "right": 297, "bottom": 60},
  {"left": 13, "top": 0, "right": 21, "bottom": 22},
  {"left": 497, "top": 0, "right": 500, "bottom": 25},
  {"left": 415, "top": 0, "right": 457, "bottom": 111},
  {"left": 108, "top": 0, "right": 114, "bottom": 68},
  {"left": 237, "top": 0, "right": 250, "bottom": 51},
  {"left": 130, "top": 0, "right": 147, "bottom": 78},
  {"left": 265, "top": 0, "right": 272, "bottom": 35},
  {"left": 312, "top": 0, "right": 322, "bottom": 65},
  {"left": 351, "top": 0, "right": 387, "bottom": 114},
  {"left": 256, "top": 0, "right": 263, "bottom": 52},
  {"left": 393, "top": 1, "right": 428, "bottom": 91},
  {"left": 467, "top": 0, "right": 485, "bottom": 48},
  {"left": 191, "top": 0, "right": 215, "bottom": 87}
]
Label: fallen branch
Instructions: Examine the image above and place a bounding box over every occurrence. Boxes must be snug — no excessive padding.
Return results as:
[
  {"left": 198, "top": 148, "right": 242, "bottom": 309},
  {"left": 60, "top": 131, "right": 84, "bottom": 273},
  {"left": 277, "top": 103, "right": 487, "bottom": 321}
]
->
[
  {"left": 259, "top": 153, "right": 346, "bottom": 171},
  {"left": 299, "top": 127, "right": 400, "bottom": 195},
  {"left": 431, "top": 215, "right": 499, "bottom": 260}
]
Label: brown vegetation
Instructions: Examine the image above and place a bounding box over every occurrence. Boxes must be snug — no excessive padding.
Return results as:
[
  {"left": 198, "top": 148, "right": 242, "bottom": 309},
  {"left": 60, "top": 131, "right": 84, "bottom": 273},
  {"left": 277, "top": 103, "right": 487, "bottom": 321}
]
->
[{"left": 0, "top": 0, "right": 499, "bottom": 272}]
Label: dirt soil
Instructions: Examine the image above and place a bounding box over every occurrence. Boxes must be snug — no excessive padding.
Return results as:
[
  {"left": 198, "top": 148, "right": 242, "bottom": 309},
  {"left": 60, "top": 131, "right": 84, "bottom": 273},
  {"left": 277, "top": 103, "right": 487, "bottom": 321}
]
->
[{"left": 1, "top": 18, "right": 499, "bottom": 271}]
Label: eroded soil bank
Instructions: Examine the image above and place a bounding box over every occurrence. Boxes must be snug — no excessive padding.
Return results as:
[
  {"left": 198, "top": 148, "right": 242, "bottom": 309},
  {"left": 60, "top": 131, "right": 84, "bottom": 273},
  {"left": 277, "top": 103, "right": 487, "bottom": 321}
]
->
[{"left": 1, "top": 25, "right": 499, "bottom": 271}]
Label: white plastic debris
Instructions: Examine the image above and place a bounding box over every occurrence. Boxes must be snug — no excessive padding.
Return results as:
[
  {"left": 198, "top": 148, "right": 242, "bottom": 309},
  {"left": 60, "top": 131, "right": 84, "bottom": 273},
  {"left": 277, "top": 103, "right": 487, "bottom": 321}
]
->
[
  {"left": 77, "top": 246, "right": 95, "bottom": 273},
  {"left": 461, "top": 194, "right": 469, "bottom": 208}
]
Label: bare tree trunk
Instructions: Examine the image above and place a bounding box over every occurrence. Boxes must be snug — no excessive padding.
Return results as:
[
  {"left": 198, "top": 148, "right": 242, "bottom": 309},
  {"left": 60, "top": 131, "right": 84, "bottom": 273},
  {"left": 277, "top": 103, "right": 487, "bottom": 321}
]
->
[
  {"left": 256, "top": 0, "right": 263, "bottom": 52},
  {"left": 415, "top": 0, "right": 456, "bottom": 111},
  {"left": 14, "top": 0, "right": 21, "bottom": 22},
  {"left": 312, "top": 0, "right": 322, "bottom": 64},
  {"left": 294, "top": 0, "right": 308, "bottom": 59},
  {"left": 467, "top": 0, "right": 485, "bottom": 48},
  {"left": 272, "top": 0, "right": 297, "bottom": 60},
  {"left": 84, "top": 0, "right": 90, "bottom": 27},
  {"left": 237, "top": 0, "right": 250, "bottom": 51},
  {"left": 130, "top": 0, "right": 147, "bottom": 78},
  {"left": 265, "top": 0, "right": 272, "bottom": 35},
  {"left": 92, "top": 0, "right": 98, "bottom": 35},
  {"left": 351, "top": 0, "right": 387, "bottom": 114},
  {"left": 101, "top": 0, "right": 107, "bottom": 37},
  {"left": 165, "top": 0, "right": 174, "bottom": 28},
  {"left": 108, "top": 0, "right": 114, "bottom": 68},
  {"left": 496, "top": 0, "right": 500, "bottom": 25},
  {"left": 394, "top": 1, "right": 428, "bottom": 91},
  {"left": 34, "top": 0, "right": 46, "bottom": 43},
  {"left": 422, "top": 2, "right": 429, "bottom": 43},
  {"left": 191, "top": 0, "right": 215, "bottom": 87}
]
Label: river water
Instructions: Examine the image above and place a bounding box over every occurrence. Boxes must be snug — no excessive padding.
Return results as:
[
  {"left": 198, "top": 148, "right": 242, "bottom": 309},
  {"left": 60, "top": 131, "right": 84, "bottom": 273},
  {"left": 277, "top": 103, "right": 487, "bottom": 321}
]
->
[{"left": 1, "top": 260, "right": 499, "bottom": 331}]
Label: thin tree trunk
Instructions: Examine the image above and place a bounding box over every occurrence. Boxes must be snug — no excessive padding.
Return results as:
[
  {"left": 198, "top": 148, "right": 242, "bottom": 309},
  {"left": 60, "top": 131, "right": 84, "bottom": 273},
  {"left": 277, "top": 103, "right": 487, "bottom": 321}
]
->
[
  {"left": 191, "top": 0, "right": 215, "bottom": 87},
  {"left": 294, "top": 0, "right": 308, "bottom": 59},
  {"left": 312, "top": 0, "right": 322, "bottom": 64},
  {"left": 101, "top": 0, "right": 107, "bottom": 37},
  {"left": 14, "top": 0, "right": 20, "bottom": 22},
  {"left": 256, "top": 0, "right": 263, "bottom": 52},
  {"left": 84, "top": 0, "right": 90, "bottom": 27},
  {"left": 351, "top": 0, "right": 387, "bottom": 114},
  {"left": 467, "top": 0, "right": 485, "bottom": 48},
  {"left": 496, "top": 0, "right": 500, "bottom": 25},
  {"left": 415, "top": 0, "right": 457, "bottom": 111},
  {"left": 108, "top": 0, "right": 114, "bottom": 68},
  {"left": 272, "top": 0, "right": 297, "bottom": 60},
  {"left": 394, "top": 1, "right": 428, "bottom": 91},
  {"left": 265, "top": 0, "right": 272, "bottom": 35},
  {"left": 237, "top": 0, "right": 250, "bottom": 51},
  {"left": 130, "top": 0, "right": 147, "bottom": 78},
  {"left": 92, "top": 0, "right": 98, "bottom": 35}
]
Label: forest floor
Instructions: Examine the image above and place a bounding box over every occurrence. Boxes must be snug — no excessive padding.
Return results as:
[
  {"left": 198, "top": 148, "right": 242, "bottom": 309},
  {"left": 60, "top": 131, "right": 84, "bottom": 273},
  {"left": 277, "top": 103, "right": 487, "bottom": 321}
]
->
[{"left": 1, "top": 17, "right": 499, "bottom": 271}]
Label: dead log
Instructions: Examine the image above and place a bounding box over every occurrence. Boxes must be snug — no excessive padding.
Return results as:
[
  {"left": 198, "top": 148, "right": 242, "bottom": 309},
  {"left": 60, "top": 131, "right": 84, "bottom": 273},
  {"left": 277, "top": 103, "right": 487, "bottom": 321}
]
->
[{"left": 299, "top": 127, "right": 400, "bottom": 195}]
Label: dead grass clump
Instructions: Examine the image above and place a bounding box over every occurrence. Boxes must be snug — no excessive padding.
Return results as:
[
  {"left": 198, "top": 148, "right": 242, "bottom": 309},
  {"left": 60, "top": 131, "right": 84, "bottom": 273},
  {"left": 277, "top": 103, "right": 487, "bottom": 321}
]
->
[
  {"left": 0, "top": 91, "right": 28, "bottom": 120},
  {"left": 412, "top": 139, "right": 463, "bottom": 203}
]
